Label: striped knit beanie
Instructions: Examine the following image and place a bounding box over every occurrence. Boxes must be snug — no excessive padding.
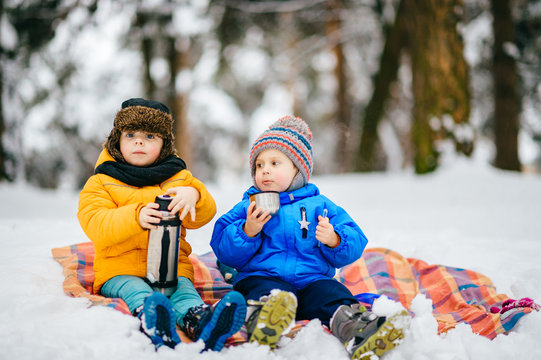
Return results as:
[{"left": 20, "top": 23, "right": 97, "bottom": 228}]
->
[
  {"left": 249, "top": 116, "right": 313, "bottom": 191},
  {"left": 104, "top": 98, "right": 175, "bottom": 165}
]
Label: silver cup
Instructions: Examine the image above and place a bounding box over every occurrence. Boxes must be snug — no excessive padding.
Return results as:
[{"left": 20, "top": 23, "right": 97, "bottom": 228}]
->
[{"left": 249, "top": 191, "right": 280, "bottom": 214}]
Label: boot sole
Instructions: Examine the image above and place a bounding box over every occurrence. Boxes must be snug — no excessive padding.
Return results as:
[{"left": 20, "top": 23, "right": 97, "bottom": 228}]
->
[
  {"left": 140, "top": 292, "right": 181, "bottom": 349},
  {"left": 199, "top": 291, "right": 247, "bottom": 352},
  {"left": 249, "top": 291, "right": 297, "bottom": 349},
  {"left": 349, "top": 310, "right": 410, "bottom": 360}
]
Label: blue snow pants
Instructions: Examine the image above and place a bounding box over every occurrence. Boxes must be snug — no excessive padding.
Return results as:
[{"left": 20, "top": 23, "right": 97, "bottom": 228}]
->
[{"left": 234, "top": 276, "right": 358, "bottom": 326}]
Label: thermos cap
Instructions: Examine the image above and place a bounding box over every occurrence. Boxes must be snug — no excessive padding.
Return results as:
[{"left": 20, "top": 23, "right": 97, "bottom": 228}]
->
[{"left": 155, "top": 195, "right": 173, "bottom": 211}]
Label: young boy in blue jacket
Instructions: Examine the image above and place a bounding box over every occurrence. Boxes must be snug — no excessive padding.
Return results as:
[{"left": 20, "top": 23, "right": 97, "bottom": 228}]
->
[{"left": 211, "top": 116, "right": 409, "bottom": 359}]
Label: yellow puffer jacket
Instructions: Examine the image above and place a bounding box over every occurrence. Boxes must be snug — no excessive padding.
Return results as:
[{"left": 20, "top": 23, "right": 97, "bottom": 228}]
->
[{"left": 77, "top": 150, "right": 216, "bottom": 293}]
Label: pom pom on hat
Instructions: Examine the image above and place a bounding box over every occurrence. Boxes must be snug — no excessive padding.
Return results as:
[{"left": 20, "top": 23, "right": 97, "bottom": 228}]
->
[
  {"left": 104, "top": 98, "right": 176, "bottom": 165},
  {"left": 249, "top": 116, "right": 313, "bottom": 191}
]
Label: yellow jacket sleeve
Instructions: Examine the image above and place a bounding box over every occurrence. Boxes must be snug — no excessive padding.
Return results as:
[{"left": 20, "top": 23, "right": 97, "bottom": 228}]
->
[
  {"left": 169, "top": 171, "right": 216, "bottom": 229},
  {"left": 77, "top": 175, "right": 146, "bottom": 250}
]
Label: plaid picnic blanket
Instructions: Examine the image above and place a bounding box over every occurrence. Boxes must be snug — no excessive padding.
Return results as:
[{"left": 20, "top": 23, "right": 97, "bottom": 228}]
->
[
  {"left": 336, "top": 247, "right": 534, "bottom": 340},
  {"left": 52, "top": 243, "right": 533, "bottom": 343},
  {"left": 51, "top": 242, "right": 243, "bottom": 344}
]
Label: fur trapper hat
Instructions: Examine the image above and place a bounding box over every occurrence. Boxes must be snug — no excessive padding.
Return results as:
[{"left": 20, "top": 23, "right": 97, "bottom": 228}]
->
[
  {"left": 104, "top": 98, "right": 175, "bottom": 165},
  {"left": 249, "top": 115, "right": 313, "bottom": 191}
]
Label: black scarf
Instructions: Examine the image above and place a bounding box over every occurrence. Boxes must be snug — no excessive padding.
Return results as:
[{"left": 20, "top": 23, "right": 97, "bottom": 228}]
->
[{"left": 95, "top": 155, "right": 187, "bottom": 187}]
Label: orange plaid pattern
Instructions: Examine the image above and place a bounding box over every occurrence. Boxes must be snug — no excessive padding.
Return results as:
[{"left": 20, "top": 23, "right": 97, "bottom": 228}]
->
[
  {"left": 51, "top": 242, "right": 244, "bottom": 345},
  {"left": 336, "top": 248, "right": 533, "bottom": 339},
  {"left": 52, "top": 243, "right": 533, "bottom": 343}
]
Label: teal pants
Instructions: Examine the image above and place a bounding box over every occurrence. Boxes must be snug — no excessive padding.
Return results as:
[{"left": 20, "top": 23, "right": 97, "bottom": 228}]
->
[{"left": 101, "top": 275, "right": 204, "bottom": 326}]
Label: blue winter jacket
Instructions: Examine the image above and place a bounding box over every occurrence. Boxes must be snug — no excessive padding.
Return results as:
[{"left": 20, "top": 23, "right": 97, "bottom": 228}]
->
[{"left": 210, "top": 183, "right": 368, "bottom": 289}]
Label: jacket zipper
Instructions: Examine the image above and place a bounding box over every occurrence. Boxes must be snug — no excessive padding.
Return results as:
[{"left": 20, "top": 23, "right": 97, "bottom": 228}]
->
[{"left": 300, "top": 207, "right": 308, "bottom": 239}]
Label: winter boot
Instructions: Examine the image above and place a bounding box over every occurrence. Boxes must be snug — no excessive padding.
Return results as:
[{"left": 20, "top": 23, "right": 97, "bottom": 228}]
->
[
  {"left": 246, "top": 290, "right": 298, "bottom": 349},
  {"left": 330, "top": 303, "right": 410, "bottom": 360},
  {"left": 181, "top": 290, "right": 246, "bottom": 352},
  {"left": 136, "top": 292, "right": 181, "bottom": 349}
]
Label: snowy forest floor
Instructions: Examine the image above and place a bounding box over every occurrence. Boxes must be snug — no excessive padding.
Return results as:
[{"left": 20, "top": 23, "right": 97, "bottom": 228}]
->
[{"left": 1, "top": 158, "right": 540, "bottom": 360}]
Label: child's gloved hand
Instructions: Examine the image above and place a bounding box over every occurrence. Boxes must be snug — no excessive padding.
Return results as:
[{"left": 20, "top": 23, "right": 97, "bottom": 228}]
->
[
  {"left": 316, "top": 216, "right": 341, "bottom": 248},
  {"left": 139, "top": 202, "right": 162, "bottom": 230},
  {"left": 243, "top": 201, "right": 272, "bottom": 237},
  {"left": 165, "top": 186, "right": 200, "bottom": 221}
]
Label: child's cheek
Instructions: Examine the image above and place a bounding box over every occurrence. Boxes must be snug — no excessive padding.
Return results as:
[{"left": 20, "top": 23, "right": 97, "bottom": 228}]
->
[
  {"left": 275, "top": 173, "right": 292, "bottom": 191},
  {"left": 254, "top": 172, "right": 264, "bottom": 188}
]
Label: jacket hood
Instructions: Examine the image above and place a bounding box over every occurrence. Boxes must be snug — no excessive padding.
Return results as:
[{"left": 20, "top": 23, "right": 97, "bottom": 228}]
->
[{"left": 94, "top": 149, "right": 116, "bottom": 169}]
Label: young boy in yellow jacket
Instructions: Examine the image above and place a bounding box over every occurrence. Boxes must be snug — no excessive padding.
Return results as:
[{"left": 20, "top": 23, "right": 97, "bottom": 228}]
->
[{"left": 78, "top": 98, "right": 246, "bottom": 351}]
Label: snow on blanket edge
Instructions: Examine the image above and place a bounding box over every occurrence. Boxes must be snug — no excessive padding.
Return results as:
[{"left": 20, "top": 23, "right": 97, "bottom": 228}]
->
[
  {"left": 336, "top": 247, "right": 534, "bottom": 339},
  {"left": 51, "top": 242, "right": 533, "bottom": 342}
]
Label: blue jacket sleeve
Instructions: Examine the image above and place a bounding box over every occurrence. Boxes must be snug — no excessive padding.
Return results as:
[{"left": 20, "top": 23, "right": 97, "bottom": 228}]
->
[
  {"left": 318, "top": 197, "right": 368, "bottom": 268},
  {"left": 210, "top": 200, "right": 263, "bottom": 269}
]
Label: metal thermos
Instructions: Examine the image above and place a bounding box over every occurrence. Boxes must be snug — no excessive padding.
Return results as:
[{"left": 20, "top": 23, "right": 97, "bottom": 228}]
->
[{"left": 146, "top": 195, "right": 181, "bottom": 296}]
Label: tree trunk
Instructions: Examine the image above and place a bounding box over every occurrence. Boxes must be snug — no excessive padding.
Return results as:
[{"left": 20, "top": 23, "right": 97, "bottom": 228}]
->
[
  {"left": 167, "top": 36, "right": 192, "bottom": 167},
  {"left": 0, "top": 55, "right": 5, "bottom": 181},
  {"left": 407, "top": 0, "right": 438, "bottom": 173},
  {"left": 141, "top": 37, "right": 155, "bottom": 97},
  {"left": 0, "top": 0, "right": 6, "bottom": 181},
  {"left": 491, "top": 0, "right": 521, "bottom": 171},
  {"left": 136, "top": 10, "right": 156, "bottom": 98},
  {"left": 326, "top": 0, "right": 352, "bottom": 172},
  {"left": 406, "top": 0, "right": 471, "bottom": 173},
  {"left": 355, "top": 0, "right": 408, "bottom": 172}
]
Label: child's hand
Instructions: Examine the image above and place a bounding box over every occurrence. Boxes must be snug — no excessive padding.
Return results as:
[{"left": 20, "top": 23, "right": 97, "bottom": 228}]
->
[
  {"left": 139, "top": 202, "right": 162, "bottom": 230},
  {"left": 316, "top": 216, "right": 340, "bottom": 248},
  {"left": 243, "top": 201, "right": 272, "bottom": 237},
  {"left": 165, "top": 186, "right": 200, "bottom": 221}
]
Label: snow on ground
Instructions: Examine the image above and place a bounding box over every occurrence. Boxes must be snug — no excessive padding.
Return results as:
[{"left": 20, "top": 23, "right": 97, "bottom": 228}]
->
[{"left": 1, "top": 158, "right": 540, "bottom": 360}]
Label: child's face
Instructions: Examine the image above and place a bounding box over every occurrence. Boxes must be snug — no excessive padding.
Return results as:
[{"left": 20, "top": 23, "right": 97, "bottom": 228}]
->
[
  {"left": 119, "top": 130, "right": 163, "bottom": 167},
  {"left": 255, "top": 149, "right": 298, "bottom": 192}
]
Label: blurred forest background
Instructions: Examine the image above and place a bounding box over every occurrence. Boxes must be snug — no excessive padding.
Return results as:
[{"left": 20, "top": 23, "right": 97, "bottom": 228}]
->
[{"left": 1, "top": 0, "right": 541, "bottom": 190}]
